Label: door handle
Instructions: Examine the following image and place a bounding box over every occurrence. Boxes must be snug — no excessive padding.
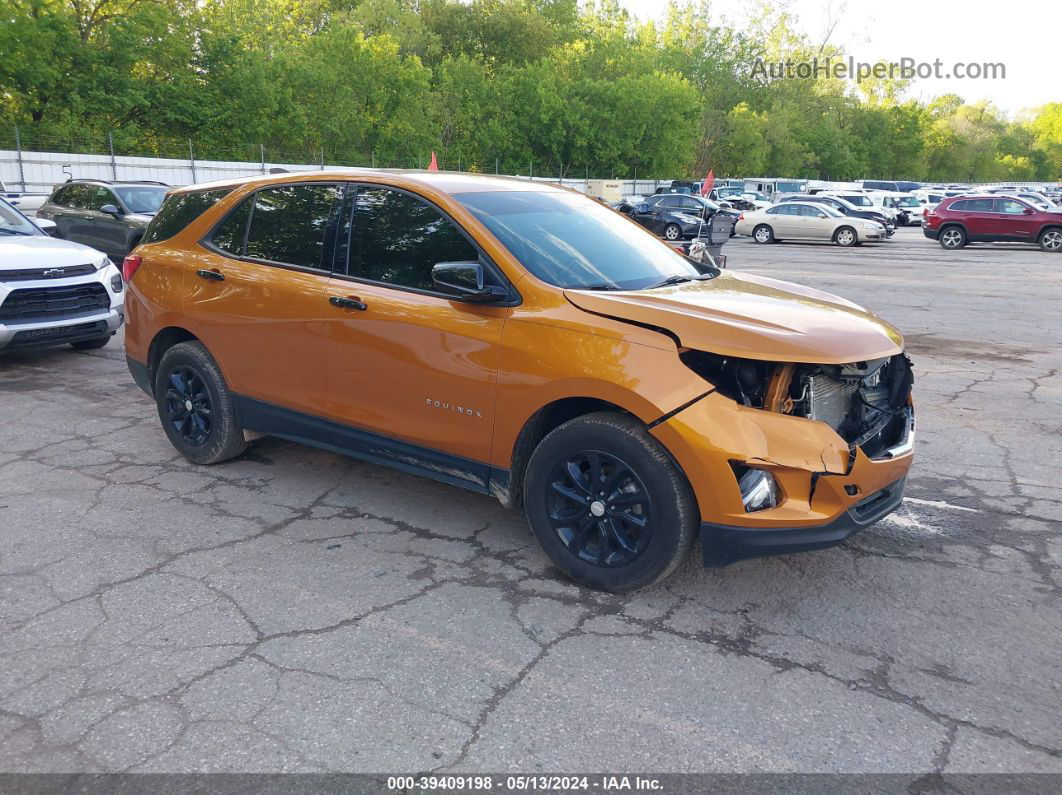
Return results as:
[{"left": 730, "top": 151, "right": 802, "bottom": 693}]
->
[
  {"left": 329, "top": 295, "right": 367, "bottom": 311},
  {"left": 196, "top": 269, "right": 224, "bottom": 281}
]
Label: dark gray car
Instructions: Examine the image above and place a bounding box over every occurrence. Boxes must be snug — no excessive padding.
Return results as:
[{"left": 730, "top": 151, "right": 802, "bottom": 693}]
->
[{"left": 36, "top": 180, "right": 170, "bottom": 260}]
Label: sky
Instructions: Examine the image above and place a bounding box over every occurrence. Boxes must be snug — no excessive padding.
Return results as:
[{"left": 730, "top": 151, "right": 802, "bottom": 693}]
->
[{"left": 616, "top": 0, "right": 1057, "bottom": 117}]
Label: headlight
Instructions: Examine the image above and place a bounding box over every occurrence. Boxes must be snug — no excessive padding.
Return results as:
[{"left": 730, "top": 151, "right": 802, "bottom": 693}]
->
[{"left": 94, "top": 255, "right": 113, "bottom": 271}]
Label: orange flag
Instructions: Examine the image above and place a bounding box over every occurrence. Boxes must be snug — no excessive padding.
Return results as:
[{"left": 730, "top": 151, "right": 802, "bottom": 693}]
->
[{"left": 428, "top": 151, "right": 439, "bottom": 172}]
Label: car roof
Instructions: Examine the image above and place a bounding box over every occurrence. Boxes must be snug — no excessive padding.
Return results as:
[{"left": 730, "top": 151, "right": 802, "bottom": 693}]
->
[
  {"left": 59, "top": 179, "right": 169, "bottom": 188},
  {"left": 171, "top": 170, "right": 568, "bottom": 197}
]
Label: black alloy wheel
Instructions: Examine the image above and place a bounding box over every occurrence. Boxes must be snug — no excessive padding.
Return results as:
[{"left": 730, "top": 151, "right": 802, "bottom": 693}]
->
[
  {"left": 163, "top": 365, "right": 213, "bottom": 446},
  {"left": 545, "top": 450, "right": 654, "bottom": 568}
]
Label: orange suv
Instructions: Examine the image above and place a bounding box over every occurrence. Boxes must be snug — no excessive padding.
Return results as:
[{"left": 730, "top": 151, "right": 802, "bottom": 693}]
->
[{"left": 124, "top": 171, "right": 914, "bottom": 591}]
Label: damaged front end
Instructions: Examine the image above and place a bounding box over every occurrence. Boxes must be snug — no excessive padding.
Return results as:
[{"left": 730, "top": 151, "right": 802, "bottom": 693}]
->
[
  {"left": 652, "top": 349, "right": 916, "bottom": 567},
  {"left": 679, "top": 349, "right": 914, "bottom": 462}
]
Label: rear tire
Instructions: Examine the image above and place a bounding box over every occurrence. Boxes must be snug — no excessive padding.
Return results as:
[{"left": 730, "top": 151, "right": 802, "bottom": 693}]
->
[
  {"left": 70, "top": 335, "right": 111, "bottom": 350},
  {"left": 939, "top": 226, "right": 966, "bottom": 250},
  {"left": 154, "top": 341, "right": 248, "bottom": 465},
  {"left": 1038, "top": 228, "right": 1062, "bottom": 252},
  {"left": 752, "top": 224, "right": 774, "bottom": 244},
  {"left": 523, "top": 412, "right": 697, "bottom": 592}
]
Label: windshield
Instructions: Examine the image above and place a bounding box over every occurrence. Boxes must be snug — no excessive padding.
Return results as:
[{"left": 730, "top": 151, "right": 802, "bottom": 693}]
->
[
  {"left": 896, "top": 197, "right": 921, "bottom": 208},
  {"left": 457, "top": 190, "right": 707, "bottom": 291},
  {"left": 0, "top": 199, "right": 42, "bottom": 236},
  {"left": 839, "top": 194, "right": 873, "bottom": 207},
  {"left": 114, "top": 186, "right": 167, "bottom": 214}
]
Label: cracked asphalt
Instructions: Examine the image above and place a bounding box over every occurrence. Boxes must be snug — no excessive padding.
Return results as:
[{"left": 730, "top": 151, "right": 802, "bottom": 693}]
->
[{"left": 0, "top": 226, "right": 1060, "bottom": 775}]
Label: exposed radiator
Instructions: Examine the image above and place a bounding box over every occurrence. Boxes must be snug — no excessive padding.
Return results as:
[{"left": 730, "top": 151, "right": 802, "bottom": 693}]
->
[{"left": 806, "top": 374, "right": 859, "bottom": 431}]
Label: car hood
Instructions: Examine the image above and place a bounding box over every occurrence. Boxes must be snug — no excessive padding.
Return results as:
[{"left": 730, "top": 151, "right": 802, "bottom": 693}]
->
[
  {"left": 0, "top": 235, "right": 107, "bottom": 268},
  {"left": 565, "top": 270, "right": 904, "bottom": 364}
]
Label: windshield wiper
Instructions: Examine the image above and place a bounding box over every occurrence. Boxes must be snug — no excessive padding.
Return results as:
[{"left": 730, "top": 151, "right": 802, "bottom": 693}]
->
[
  {"left": 572, "top": 283, "right": 622, "bottom": 291},
  {"left": 645, "top": 274, "right": 698, "bottom": 290},
  {"left": 0, "top": 228, "right": 31, "bottom": 236}
]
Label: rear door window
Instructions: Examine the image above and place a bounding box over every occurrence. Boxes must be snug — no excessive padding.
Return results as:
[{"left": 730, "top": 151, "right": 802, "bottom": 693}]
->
[
  {"left": 144, "top": 189, "right": 229, "bottom": 244},
  {"left": 342, "top": 186, "right": 479, "bottom": 291},
  {"left": 996, "top": 199, "right": 1028, "bottom": 215},
  {"left": 209, "top": 196, "right": 254, "bottom": 256},
  {"left": 244, "top": 184, "right": 342, "bottom": 270},
  {"left": 952, "top": 199, "right": 994, "bottom": 212}
]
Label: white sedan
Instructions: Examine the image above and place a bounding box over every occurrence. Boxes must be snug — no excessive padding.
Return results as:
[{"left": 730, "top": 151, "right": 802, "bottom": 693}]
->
[
  {"left": 735, "top": 202, "right": 887, "bottom": 246},
  {"left": 0, "top": 197, "right": 124, "bottom": 352}
]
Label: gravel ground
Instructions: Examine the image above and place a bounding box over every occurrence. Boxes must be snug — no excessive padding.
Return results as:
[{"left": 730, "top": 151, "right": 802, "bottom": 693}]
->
[{"left": 0, "top": 225, "right": 1060, "bottom": 776}]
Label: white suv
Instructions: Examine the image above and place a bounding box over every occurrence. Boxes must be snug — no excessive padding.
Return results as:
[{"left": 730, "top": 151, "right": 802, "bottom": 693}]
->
[{"left": 0, "top": 198, "right": 124, "bottom": 352}]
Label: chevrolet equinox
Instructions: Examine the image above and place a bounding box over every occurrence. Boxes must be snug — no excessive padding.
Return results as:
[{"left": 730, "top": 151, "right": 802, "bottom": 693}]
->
[{"left": 124, "top": 171, "right": 914, "bottom": 591}]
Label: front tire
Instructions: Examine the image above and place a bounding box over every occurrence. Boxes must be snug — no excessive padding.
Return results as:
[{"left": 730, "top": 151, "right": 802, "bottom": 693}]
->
[
  {"left": 939, "top": 226, "right": 966, "bottom": 250},
  {"left": 523, "top": 412, "right": 697, "bottom": 592},
  {"left": 752, "top": 224, "right": 774, "bottom": 244},
  {"left": 154, "top": 341, "right": 248, "bottom": 465},
  {"left": 663, "top": 224, "right": 682, "bottom": 241},
  {"left": 1038, "top": 228, "right": 1062, "bottom": 252},
  {"left": 834, "top": 226, "right": 857, "bottom": 247},
  {"left": 71, "top": 335, "right": 111, "bottom": 350}
]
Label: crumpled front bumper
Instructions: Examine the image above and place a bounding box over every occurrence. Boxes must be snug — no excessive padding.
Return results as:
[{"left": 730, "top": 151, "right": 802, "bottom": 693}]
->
[
  {"left": 700, "top": 476, "right": 906, "bottom": 567},
  {"left": 650, "top": 391, "right": 914, "bottom": 566}
]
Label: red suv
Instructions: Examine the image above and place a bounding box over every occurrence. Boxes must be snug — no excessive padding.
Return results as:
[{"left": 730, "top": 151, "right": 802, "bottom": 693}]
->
[{"left": 924, "top": 195, "right": 1062, "bottom": 252}]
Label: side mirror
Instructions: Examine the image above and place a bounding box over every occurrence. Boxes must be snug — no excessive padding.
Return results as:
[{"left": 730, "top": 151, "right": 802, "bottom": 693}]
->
[
  {"left": 35, "top": 218, "right": 59, "bottom": 236},
  {"left": 1023, "top": 207, "right": 1035, "bottom": 215},
  {"left": 432, "top": 261, "right": 507, "bottom": 303},
  {"left": 634, "top": 202, "right": 650, "bottom": 214},
  {"left": 100, "top": 203, "right": 121, "bottom": 217},
  {"left": 817, "top": 212, "right": 827, "bottom": 218}
]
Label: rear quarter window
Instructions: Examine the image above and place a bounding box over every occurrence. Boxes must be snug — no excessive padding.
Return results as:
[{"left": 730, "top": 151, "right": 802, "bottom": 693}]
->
[{"left": 143, "top": 189, "right": 231, "bottom": 245}]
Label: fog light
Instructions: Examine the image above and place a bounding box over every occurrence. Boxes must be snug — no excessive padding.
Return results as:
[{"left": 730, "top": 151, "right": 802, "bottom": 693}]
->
[
  {"left": 111, "top": 273, "right": 124, "bottom": 292},
  {"left": 738, "top": 467, "right": 779, "bottom": 512}
]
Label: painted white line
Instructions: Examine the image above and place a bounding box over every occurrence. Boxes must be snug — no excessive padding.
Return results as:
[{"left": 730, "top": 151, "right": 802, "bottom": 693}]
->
[{"left": 904, "top": 496, "right": 980, "bottom": 513}]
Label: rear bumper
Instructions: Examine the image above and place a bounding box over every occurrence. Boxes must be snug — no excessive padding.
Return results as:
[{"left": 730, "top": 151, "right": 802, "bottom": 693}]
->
[
  {"left": 923, "top": 227, "right": 940, "bottom": 240},
  {"left": 127, "top": 355, "right": 152, "bottom": 396},
  {"left": 701, "top": 476, "right": 907, "bottom": 567}
]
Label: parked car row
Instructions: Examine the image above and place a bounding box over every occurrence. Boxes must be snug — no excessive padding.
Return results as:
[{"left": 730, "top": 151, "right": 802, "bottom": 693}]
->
[{"left": 614, "top": 193, "right": 738, "bottom": 241}]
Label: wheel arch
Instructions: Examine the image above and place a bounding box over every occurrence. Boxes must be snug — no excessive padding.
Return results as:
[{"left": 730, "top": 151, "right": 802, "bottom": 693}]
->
[
  {"left": 938, "top": 220, "right": 968, "bottom": 235},
  {"left": 499, "top": 396, "right": 628, "bottom": 509},
  {"left": 146, "top": 326, "right": 201, "bottom": 395},
  {"left": 498, "top": 393, "right": 700, "bottom": 515}
]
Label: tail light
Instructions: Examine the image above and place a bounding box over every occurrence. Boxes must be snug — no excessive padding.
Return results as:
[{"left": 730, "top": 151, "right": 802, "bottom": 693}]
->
[{"left": 122, "top": 253, "right": 143, "bottom": 282}]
